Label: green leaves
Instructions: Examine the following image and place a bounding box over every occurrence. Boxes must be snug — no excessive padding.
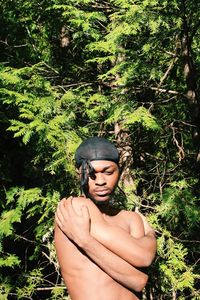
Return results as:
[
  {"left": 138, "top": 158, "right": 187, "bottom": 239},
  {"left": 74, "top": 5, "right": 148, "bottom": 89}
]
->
[
  {"left": 17, "top": 268, "right": 44, "bottom": 299},
  {"left": 1, "top": 0, "right": 200, "bottom": 298},
  {"left": 0, "top": 255, "right": 21, "bottom": 268},
  {"left": 0, "top": 209, "right": 22, "bottom": 237},
  {"left": 158, "top": 234, "right": 199, "bottom": 295},
  {"left": 156, "top": 180, "right": 200, "bottom": 232},
  {"left": 122, "top": 106, "right": 160, "bottom": 130},
  {"left": 0, "top": 64, "right": 82, "bottom": 175}
]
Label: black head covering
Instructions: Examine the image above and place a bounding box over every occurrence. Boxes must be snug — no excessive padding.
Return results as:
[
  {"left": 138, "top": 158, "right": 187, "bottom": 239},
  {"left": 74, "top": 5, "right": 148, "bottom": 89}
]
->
[
  {"left": 75, "top": 137, "right": 119, "bottom": 167},
  {"left": 75, "top": 137, "right": 119, "bottom": 196}
]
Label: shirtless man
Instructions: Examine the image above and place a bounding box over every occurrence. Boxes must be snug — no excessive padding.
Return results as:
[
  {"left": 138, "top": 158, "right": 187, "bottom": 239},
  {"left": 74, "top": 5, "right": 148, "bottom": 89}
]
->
[{"left": 54, "top": 137, "right": 156, "bottom": 300}]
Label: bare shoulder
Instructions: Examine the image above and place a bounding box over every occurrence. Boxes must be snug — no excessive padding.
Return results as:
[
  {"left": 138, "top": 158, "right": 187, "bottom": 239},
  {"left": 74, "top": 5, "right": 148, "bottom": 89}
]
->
[
  {"left": 119, "top": 210, "right": 145, "bottom": 238},
  {"left": 71, "top": 196, "right": 94, "bottom": 211},
  {"left": 119, "top": 210, "right": 144, "bottom": 223},
  {"left": 70, "top": 197, "right": 103, "bottom": 222}
]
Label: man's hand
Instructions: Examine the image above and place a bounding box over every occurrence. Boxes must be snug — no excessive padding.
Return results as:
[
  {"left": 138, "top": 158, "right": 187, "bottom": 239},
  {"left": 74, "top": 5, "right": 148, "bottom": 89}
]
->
[{"left": 55, "top": 197, "right": 91, "bottom": 247}]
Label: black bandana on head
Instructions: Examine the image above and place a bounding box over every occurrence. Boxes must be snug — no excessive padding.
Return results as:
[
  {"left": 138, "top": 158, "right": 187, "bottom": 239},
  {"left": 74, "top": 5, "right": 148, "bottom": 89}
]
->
[{"left": 75, "top": 137, "right": 119, "bottom": 196}]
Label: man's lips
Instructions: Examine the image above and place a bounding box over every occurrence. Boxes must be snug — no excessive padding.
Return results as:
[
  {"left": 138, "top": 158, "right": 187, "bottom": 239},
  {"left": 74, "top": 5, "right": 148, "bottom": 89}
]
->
[{"left": 94, "top": 189, "right": 109, "bottom": 195}]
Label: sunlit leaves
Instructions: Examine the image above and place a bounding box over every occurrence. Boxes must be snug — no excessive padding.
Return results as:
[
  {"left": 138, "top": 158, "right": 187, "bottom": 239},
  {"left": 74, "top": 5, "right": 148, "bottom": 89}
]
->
[
  {"left": 0, "top": 209, "right": 22, "bottom": 237},
  {"left": 122, "top": 106, "right": 160, "bottom": 130},
  {"left": 1, "top": 0, "right": 200, "bottom": 298},
  {"left": 0, "top": 255, "right": 20, "bottom": 268}
]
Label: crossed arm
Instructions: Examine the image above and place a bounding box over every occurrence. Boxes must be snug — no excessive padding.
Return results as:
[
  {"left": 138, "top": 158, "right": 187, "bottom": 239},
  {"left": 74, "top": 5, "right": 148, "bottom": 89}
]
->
[
  {"left": 55, "top": 196, "right": 156, "bottom": 292},
  {"left": 56, "top": 197, "right": 156, "bottom": 267}
]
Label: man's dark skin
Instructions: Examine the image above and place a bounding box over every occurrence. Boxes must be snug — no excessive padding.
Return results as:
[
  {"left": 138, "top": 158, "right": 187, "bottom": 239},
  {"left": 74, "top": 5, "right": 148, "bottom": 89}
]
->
[{"left": 55, "top": 150, "right": 156, "bottom": 300}]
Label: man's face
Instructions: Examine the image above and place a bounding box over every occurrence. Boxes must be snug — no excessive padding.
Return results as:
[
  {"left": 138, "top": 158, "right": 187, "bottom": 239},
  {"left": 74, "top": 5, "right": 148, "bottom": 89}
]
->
[{"left": 85, "top": 160, "right": 120, "bottom": 202}]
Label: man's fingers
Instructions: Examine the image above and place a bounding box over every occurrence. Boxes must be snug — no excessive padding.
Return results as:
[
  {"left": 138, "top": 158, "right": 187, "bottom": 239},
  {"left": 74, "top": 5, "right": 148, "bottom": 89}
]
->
[
  {"left": 56, "top": 199, "right": 68, "bottom": 225},
  {"left": 58, "top": 201, "right": 66, "bottom": 217},
  {"left": 55, "top": 213, "right": 61, "bottom": 227},
  {"left": 58, "top": 198, "right": 71, "bottom": 217},
  {"left": 55, "top": 211, "right": 64, "bottom": 230},
  {"left": 66, "top": 197, "right": 78, "bottom": 216},
  {"left": 81, "top": 205, "right": 90, "bottom": 220}
]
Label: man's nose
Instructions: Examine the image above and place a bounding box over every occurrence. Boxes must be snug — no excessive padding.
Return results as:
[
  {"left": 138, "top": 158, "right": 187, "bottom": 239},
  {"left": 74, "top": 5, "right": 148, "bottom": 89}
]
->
[{"left": 95, "top": 173, "right": 106, "bottom": 185}]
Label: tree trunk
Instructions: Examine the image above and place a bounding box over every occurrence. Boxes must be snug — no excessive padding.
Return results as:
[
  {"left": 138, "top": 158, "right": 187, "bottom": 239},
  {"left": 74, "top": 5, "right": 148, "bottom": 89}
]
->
[{"left": 181, "top": 3, "right": 200, "bottom": 160}]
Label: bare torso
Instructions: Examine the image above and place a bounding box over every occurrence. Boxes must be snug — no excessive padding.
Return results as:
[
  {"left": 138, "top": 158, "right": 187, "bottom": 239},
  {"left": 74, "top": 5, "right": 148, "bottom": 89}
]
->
[{"left": 55, "top": 209, "right": 140, "bottom": 300}]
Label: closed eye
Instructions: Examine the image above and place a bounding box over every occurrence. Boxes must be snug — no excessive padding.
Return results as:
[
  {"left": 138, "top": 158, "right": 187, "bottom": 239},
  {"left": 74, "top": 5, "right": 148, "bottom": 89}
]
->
[{"left": 104, "top": 171, "right": 113, "bottom": 175}]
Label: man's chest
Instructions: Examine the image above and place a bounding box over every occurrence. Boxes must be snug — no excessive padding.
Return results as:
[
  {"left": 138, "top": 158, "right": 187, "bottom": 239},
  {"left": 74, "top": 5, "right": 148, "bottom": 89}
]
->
[{"left": 103, "top": 211, "right": 130, "bottom": 233}]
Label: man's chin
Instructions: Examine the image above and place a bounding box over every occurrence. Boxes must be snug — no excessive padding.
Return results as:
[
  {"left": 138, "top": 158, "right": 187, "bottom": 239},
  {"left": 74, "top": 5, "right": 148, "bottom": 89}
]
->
[{"left": 90, "top": 195, "right": 111, "bottom": 204}]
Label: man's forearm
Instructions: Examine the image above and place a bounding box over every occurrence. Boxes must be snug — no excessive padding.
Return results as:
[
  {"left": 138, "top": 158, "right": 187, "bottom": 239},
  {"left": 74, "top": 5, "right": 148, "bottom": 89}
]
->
[
  {"left": 72, "top": 198, "right": 156, "bottom": 267},
  {"left": 79, "top": 233, "right": 148, "bottom": 292},
  {"left": 91, "top": 221, "right": 156, "bottom": 267},
  {"left": 71, "top": 197, "right": 156, "bottom": 267}
]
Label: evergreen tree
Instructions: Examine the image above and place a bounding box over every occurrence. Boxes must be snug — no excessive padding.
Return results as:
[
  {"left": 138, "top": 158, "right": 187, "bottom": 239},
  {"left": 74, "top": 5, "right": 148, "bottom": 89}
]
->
[{"left": 0, "top": 0, "right": 199, "bottom": 299}]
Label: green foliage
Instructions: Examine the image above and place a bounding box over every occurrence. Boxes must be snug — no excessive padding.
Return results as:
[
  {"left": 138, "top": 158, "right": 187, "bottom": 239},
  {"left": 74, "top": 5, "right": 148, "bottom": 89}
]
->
[
  {"left": 122, "top": 106, "right": 160, "bottom": 130},
  {"left": 156, "top": 180, "right": 200, "bottom": 232},
  {"left": 17, "top": 268, "right": 44, "bottom": 299},
  {"left": 0, "top": 64, "right": 82, "bottom": 176},
  {"left": 0, "top": 254, "right": 20, "bottom": 268},
  {"left": 0, "top": 209, "right": 22, "bottom": 237},
  {"left": 0, "top": 0, "right": 200, "bottom": 298},
  {"left": 158, "top": 235, "right": 199, "bottom": 295},
  {"left": 0, "top": 185, "right": 61, "bottom": 298},
  {"left": 0, "top": 279, "right": 12, "bottom": 300},
  {"left": 50, "top": 287, "right": 68, "bottom": 300}
]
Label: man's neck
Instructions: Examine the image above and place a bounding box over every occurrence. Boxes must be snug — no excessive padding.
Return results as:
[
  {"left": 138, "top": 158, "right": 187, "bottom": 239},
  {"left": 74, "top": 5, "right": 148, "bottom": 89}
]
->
[
  {"left": 80, "top": 193, "right": 121, "bottom": 216},
  {"left": 95, "top": 200, "right": 121, "bottom": 216}
]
